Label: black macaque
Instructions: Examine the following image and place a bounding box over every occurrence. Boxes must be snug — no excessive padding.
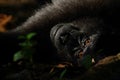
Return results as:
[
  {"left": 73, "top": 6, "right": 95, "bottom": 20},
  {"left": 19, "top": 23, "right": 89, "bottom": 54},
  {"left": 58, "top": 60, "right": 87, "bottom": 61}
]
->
[{"left": 0, "top": 0, "right": 120, "bottom": 66}]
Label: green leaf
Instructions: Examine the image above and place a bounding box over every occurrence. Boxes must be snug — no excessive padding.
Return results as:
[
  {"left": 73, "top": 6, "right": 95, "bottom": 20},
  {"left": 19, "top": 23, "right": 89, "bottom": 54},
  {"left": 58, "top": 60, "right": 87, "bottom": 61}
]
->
[
  {"left": 18, "top": 35, "right": 26, "bottom": 39},
  {"left": 59, "top": 69, "right": 67, "bottom": 80},
  {"left": 13, "top": 32, "right": 37, "bottom": 63},
  {"left": 26, "top": 32, "right": 36, "bottom": 40},
  {"left": 13, "top": 51, "right": 24, "bottom": 61},
  {"left": 19, "top": 42, "right": 28, "bottom": 47},
  {"left": 82, "top": 55, "right": 92, "bottom": 69}
]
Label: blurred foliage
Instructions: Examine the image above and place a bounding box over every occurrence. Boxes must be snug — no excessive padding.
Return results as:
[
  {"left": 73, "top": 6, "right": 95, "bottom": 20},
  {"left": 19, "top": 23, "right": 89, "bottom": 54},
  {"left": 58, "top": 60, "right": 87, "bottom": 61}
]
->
[{"left": 13, "top": 32, "right": 37, "bottom": 62}]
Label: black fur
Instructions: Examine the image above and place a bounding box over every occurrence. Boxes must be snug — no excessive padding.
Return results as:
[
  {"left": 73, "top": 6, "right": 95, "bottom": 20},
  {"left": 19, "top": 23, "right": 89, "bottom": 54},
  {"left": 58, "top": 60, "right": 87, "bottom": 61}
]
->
[{"left": 0, "top": 0, "right": 120, "bottom": 65}]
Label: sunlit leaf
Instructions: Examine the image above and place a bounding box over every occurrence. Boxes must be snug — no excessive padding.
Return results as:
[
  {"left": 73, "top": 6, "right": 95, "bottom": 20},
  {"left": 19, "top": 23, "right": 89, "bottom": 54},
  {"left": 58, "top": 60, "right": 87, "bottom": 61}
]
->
[
  {"left": 13, "top": 51, "right": 23, "bottom": 61},
  {"left": 27, "top": 32, "right": 36, "bottom": 40}
]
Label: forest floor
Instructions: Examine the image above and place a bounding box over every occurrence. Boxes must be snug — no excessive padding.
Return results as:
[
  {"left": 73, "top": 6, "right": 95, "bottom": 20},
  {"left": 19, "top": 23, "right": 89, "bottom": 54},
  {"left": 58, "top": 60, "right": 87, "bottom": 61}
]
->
[{"left": 0, "top": 53, "right": 120, "bottom": 80}]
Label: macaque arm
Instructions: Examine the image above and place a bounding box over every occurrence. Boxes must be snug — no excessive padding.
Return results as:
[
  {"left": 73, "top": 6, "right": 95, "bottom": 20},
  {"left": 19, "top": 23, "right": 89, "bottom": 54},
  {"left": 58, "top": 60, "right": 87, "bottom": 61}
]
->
[{"left": 7, "top": 0, "right": 120, "bottom": 34}]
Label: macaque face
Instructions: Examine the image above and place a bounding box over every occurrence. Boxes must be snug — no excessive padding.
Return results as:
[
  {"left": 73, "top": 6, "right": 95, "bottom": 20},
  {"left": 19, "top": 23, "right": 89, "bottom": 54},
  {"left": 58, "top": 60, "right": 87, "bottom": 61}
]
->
[{"left": 50, "top": 23, "right": 99, "bottom": 66}]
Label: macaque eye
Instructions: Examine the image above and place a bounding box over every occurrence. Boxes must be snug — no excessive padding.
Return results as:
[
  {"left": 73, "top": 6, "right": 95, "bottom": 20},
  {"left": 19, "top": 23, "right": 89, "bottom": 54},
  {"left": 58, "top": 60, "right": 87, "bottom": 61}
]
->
[{"left": 85, "top": 39, "right": 91, "bottom": 46}]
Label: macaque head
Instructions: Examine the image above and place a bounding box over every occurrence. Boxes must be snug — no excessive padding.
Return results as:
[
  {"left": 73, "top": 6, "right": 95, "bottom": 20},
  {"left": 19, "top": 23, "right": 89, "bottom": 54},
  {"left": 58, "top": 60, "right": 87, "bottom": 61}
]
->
[{"left": 50, "top": 23, "right": 100, "bottom": 66}]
